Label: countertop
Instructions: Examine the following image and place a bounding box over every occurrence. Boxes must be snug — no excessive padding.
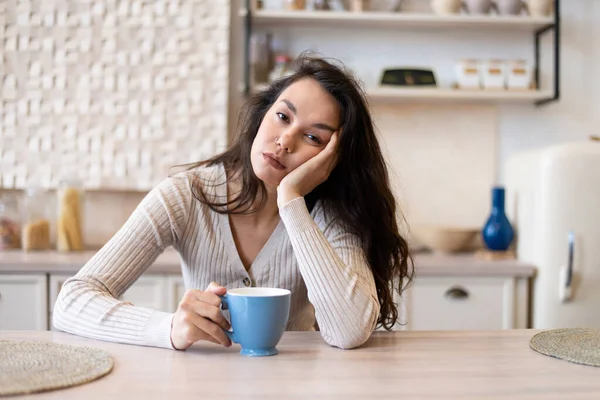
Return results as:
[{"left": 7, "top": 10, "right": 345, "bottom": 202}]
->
[
  {"left": 1, "top": 330, "right": 596, "bottom": 399},
  {"left": 0, "top": 248, "right": 536, "bottom": 277}
]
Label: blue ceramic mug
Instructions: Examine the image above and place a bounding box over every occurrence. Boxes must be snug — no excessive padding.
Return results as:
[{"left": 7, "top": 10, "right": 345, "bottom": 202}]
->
[{"left": 220, "top": 287, "right": 291, "bottom": 357}]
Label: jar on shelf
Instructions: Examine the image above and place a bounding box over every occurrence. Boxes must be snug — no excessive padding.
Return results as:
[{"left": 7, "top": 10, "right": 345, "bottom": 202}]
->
[
  {"left": 305, "top": 0, "right": 330, "bottom": 9},
  {"left": 22, "top": 187, "right": 53, "bottom": 251},
  {"left": 268, "top": 54, "right": 294, "bottom": 84},
  {"left": 284, "top": 0, "right": 306, "bottom": 10},
  {"left": 56, "top": 180, "right": 85, "bottom": 252},
  {"left": 0, "top": 193, "right": 22, "bottom": 250}
]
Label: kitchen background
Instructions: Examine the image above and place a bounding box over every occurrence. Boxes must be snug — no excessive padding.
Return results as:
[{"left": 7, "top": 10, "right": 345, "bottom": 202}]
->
[
  {"left": 0, "top": 0, "right": 595, "bottom": 248},
  {"left": 3, "top": 0, "right": 600, "bottom": 334}
]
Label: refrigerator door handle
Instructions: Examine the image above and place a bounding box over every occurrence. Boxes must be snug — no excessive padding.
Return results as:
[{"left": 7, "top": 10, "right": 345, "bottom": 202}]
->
[{"left": 559, "top": 231, "right": 575, "bottom": 303}]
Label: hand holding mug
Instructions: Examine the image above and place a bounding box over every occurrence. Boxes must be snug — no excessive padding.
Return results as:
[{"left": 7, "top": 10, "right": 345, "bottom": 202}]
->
[{"left": 170, "top": 282, "right": 232, "bottom": 350}]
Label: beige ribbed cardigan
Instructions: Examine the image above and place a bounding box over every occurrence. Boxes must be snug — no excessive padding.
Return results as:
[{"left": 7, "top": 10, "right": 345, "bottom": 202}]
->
[{"left": 53, "top": 163, "right": 380, "bottom": 350}]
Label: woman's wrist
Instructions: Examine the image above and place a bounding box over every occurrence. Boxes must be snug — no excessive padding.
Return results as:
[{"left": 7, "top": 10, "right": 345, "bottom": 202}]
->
[{"left": 277, "top": 184, "right": 302, "bottom": 208}]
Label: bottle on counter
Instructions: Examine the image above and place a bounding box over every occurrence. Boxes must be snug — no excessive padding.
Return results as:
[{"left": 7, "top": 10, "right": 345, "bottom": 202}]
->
[
  {"left": 22, "top": 187, "right": 53, "bottom": 251},
  {"left": 268, "top": 54, "right": 294, "bottom": 84},
  {"left": 250, "top": 32, "right": 273, "bottom": 86},
  {"left": 0, "top": 193, "right": 22, "bottom": 250},
  {"left": 56, "top": 179, "right": 85, "bottom": 252}
]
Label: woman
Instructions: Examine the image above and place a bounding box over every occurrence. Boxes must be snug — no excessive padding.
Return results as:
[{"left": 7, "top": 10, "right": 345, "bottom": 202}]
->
[{"left": 53, "top": 55, "right": 414, "bottom": 351}]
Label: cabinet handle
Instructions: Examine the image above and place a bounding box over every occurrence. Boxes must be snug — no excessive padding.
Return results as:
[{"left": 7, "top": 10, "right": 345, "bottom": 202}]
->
[{"left": 444, "top": 286, "right": 469, "bottom": 300}]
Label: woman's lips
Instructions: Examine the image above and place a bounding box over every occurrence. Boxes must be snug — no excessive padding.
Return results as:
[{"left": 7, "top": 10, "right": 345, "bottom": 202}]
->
[{"left": 263, "top": 153, "right": 286, "bottom": 170}]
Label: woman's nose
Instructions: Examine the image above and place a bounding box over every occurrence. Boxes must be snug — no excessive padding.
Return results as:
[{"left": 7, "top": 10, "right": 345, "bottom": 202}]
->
[{"left": 276, "top": 130, "right": 295, "bottom": 153}]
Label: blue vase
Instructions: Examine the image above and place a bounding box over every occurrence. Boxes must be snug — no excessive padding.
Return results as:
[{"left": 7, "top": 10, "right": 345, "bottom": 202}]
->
[{"left": 482, "top": 187, "right": 514, "bottom": 251}]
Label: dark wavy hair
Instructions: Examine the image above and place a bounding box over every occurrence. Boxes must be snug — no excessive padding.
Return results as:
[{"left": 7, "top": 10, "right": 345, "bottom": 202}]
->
[{"left": 182, "top": 54, "right": 414, "bottom": 330}]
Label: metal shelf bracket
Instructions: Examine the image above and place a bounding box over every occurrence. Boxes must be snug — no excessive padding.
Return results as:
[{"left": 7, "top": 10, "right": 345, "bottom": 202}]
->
[{"left": 534, "top": 0, "right": 560, "bottom": 107}]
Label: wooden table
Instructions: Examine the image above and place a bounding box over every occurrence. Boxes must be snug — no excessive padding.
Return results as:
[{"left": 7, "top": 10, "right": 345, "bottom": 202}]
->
[{"left": 1, "top": 330, "right": 599, "bottom": 399}]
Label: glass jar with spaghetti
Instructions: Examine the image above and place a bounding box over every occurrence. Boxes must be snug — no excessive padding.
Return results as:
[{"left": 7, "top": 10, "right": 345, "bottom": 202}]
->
[{"left": 56, "top": 179, "right": 85, "bottom": 252}]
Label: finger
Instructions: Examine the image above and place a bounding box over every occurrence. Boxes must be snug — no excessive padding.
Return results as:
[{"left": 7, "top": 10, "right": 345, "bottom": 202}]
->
[
  {"left": 325, "top": 131, "right": 340, "bottom": 169},
  {"left": 176, "top": 316, "right": 206, "bottom": 348},
  {"left": 205, "top": 282, "right": 227, "bottom": 296},
  {"left": 327, "top": 131, "right": 339, "bottom": 151},
  {"left": 200, "top": 333, "right": 221, "bottom": 346},
  {"left": 181, "top": 318, "right": 221, "bottom": 346},
  {"left": 192, "top": 301, "right": 231, "bottom": 331},
  {"left": 194, "top": 314, "right": 232, "bottom": 347},
  {"left": 330, "top": 130, "right": 339, "bottom": 145},
  {"left": 310, "top": 131, "right": 338, "bottom": 165},
  {"left": 192, "top": 289, "right": 225, "bottom": 307}
]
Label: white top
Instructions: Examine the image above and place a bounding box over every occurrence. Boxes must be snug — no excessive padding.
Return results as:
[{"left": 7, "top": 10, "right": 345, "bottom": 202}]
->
[{"left": 52, "top": 164, "right": 380, "bottom": 350}]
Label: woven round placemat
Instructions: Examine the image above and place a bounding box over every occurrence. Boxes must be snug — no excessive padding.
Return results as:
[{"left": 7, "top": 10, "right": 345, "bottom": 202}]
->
[
  {"left": 0, "top": 340, "right": 114, "bottom": 397},
  {"left": 530, "top": 328, "right": 600, "bottom": 367}
]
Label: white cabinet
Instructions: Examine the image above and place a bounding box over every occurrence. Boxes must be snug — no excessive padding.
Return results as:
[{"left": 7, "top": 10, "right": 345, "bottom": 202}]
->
[
  {"left": 119, "top": 276, "right": 169, "bottom": 312},
  {"left": 0, "top": 274, "right": 48, "bottom": 331},
  {"left": 2, "top": 268, "right": 530, "bottom": 333},
  {"left": 400, "top": 275, "right": 529, "bottom": 331},
  {"left": 167, "top": 275, "right": 185, "bottom": 313}
]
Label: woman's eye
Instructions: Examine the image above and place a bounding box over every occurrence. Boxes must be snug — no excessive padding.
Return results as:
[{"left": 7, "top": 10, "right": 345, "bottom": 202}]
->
[
  {"left": 306, "top": 134, "right": 321, "bottom": 144},
  {"left": 276, "top": 112, "right": 289, "bottom": 122}
]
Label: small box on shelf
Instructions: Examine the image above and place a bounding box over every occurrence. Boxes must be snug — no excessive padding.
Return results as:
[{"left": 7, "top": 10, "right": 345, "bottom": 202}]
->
[
  {"left": 506, "top": 60, "right": 533, "bottom": 90},
  {"left": 454, "top": 59, "right": 481, "bottom": 90},
  {"left": 481, "top": 60, "right": 508, "bottom": 90},
  {"left": 454, "top": 59, "right": 535, "bottom": 92}
]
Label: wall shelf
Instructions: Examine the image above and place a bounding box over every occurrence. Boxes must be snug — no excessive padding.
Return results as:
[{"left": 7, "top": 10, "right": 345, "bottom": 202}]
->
[
  {"left": 250, "top": 10, "right": 554, "bottom": 31},
  {"left": 368, "top": 87, "right": 552, "bottom": 102},
  {"left": 253, "top": 83, "right": 552, "bottom": 103},
  {"left": 242, "top": 1, "right": 560, "bottom": 106}
]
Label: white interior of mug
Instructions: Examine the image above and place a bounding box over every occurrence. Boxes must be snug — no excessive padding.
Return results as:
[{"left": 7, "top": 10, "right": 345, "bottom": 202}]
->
[{"left": 227, "top": 288, "right": 290, "bottom": 297}]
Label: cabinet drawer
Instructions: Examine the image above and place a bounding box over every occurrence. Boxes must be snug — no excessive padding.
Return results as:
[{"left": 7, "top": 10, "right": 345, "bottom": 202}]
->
[
  {"left": 0, "top": 274, "right": 48, "bottom": 331},
  {"left": 406, "top": 276, "right": 515, "bottom": 331}
]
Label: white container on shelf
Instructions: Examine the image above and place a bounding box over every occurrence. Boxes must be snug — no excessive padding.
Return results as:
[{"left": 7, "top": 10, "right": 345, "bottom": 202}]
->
[
  {"left": 454, "top": 59, "right": 481, "bottom": 89},
  {"left": 506, "top": 60, "right": 533, "bottom": 90},
  {"left": 463, "top": 0, "right": 492, "bottom": 14},
  {"left": 527, "top": 0, "right": 553, "bottom": 17},
  {"left": 496, "top": 0, "right": 524, "bottom": 15},
  {"left": 481, "top": 60, "right": 507, "bottom": 90},
  {"left": 431, "top": 0, "right": 462, "bottom": 15}
]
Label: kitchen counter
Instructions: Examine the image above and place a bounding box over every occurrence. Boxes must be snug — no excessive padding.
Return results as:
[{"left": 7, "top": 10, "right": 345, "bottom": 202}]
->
[
  {"left": 1, "top": 329, "right": 596, "bottom": 399},
  {"left": 0, "top": 248, "right": 536, "bottom": 276},
  {"left": 0, "top": 248, "right": 183, "bottom": 274}
]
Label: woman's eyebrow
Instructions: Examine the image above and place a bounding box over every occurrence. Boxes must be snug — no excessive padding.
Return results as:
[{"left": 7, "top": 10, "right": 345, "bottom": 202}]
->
[
  {"left": 312, "top": 123, "right": 336, "bottom": 133},
  {"left": 280, "top": 99, "right": 336, "bottom": 132},
  {"left": 281, "top": 99, "right": 297, "bottom": 114}
]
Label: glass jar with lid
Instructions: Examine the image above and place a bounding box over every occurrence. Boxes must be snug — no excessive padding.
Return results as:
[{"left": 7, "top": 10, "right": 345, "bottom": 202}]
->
[
  {"left": 22, "top": 186, "right": 53, "bottom": 251},
  {"left": 0, "top": 193, "right": 22, "bottom": 250},
  {"left": 56, "top": 179, "right": 85, "bottom": 252}
]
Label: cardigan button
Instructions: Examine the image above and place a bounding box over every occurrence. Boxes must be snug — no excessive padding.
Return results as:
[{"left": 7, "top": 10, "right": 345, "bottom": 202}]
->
[{"left": 242, "top": 277, "right": 251, "bottom": 287}]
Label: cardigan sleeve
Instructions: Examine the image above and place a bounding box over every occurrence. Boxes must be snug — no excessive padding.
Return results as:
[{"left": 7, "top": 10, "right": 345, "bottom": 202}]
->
[
  {"left": 278, "top": 197, "right": 380, "bottom": 349},
  {"left": 52, "top": 174, "right": 193, "bottom": 349}
]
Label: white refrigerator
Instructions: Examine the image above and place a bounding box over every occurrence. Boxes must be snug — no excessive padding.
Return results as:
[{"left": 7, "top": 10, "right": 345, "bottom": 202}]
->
[{"left": 505, "top": 139, "right": 600, "bottom": 329}]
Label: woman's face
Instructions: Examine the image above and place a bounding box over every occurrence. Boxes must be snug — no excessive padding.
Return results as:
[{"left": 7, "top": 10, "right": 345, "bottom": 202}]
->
[{"left": 250, "top": 78, "right": 341, "bottom": 188}]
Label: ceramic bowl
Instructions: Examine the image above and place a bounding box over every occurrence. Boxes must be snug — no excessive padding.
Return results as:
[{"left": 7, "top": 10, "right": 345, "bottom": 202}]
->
[{"left": 411, "top": 225, "right": 481, "bottom": 253}]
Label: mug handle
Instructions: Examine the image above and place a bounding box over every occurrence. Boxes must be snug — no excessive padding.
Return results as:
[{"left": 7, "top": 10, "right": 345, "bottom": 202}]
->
[{"left": 219, "top": 295, "right": 238, "bottom": 343}]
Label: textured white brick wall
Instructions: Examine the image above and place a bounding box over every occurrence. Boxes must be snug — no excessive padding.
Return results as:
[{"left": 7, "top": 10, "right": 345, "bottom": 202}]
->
[{"left": 0, "top": 0, "right": 230, "bottom": 190}]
